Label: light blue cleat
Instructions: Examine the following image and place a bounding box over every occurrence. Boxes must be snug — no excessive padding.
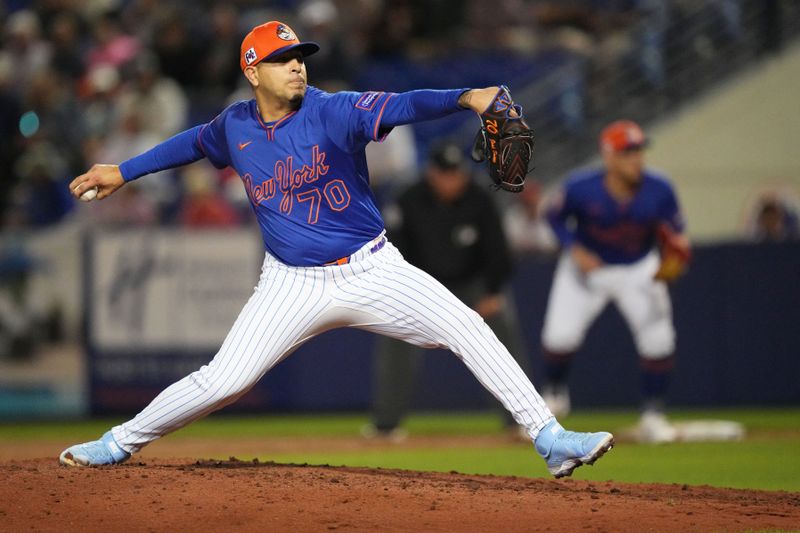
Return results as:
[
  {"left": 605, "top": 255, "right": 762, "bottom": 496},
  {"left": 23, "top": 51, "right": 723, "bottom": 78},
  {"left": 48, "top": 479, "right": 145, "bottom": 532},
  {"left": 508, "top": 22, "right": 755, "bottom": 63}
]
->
[
  {"left": 59, "top": 431, "right": 131, "bottom": 467},
  {"left": 535, "top": 420, "right": 614, "bottom": 478}
]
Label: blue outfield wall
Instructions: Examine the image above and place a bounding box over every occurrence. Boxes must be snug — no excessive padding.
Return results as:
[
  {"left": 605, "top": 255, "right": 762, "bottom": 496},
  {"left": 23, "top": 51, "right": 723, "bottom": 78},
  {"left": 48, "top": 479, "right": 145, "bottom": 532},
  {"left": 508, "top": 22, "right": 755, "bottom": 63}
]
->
[
  {"left": 90, "top": 241, "right": 800, "bottom": 414},
  {"left": 510, "top": 241, "right": 800, "bottom": 409}
]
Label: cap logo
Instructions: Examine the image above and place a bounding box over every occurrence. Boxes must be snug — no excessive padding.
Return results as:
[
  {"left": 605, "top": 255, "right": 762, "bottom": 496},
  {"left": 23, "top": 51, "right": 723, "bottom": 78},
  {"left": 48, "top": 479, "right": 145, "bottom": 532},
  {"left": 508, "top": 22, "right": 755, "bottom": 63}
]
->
[
  {"left": 276, "top": 24, "right": 295, "bottom": 41},
  {"left": 244, "top": 47, "right": 258, "bottom": 65},
  {"left": 627, "top": 126, "right": 644, "bottom": 144}
]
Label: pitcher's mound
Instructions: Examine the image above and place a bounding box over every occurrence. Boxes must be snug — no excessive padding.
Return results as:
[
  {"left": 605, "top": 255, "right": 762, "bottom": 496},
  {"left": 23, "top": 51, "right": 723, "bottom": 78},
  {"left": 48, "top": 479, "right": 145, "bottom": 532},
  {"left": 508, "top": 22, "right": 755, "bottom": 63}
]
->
[{"left": 2, "top": 458, "right": 798, "bottom": 532}]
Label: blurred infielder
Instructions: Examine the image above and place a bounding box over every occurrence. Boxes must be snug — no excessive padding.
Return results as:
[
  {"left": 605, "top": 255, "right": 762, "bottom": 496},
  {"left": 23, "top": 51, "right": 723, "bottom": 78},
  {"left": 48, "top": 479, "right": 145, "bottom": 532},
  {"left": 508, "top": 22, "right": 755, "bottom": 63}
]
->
[
  {"left": 61, "top": 21, "right": 613, "bottom": 477},
  {"left": 541, "top": 120, "right": 690, "bottom": 443}
]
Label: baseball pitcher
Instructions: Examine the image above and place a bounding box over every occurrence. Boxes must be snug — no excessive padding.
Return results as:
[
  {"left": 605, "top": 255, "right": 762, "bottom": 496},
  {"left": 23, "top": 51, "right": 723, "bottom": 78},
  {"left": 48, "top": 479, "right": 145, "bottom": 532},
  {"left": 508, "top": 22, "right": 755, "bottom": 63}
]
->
[{"left": 62, "top": 21, "right": 613, "bottom": 477}]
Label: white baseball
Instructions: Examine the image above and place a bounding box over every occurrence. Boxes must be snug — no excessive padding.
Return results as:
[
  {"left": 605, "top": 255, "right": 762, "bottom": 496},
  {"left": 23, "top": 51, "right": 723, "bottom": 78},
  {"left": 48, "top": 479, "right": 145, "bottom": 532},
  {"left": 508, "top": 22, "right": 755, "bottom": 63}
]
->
[{"left": 80, "top": 186, "right": 99, "bottom": 202}]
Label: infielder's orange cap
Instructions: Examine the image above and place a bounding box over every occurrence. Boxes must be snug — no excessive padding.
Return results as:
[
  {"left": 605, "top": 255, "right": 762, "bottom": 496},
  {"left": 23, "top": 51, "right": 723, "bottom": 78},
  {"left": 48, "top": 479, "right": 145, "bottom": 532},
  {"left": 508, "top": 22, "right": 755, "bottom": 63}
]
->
[
  {"left": 600, "top": 120, "right": 648, "bottom": 152},
  {"left": 240, "top": 21, "right": 319, "bottom": 71}
]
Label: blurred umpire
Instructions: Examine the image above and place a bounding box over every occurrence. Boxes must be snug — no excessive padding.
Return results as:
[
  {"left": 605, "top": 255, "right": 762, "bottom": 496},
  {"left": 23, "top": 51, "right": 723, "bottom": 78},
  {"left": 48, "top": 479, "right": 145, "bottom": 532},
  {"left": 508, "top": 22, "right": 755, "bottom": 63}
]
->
[{"left": 365, "top": 142, "right": 531, "bottom": 440}]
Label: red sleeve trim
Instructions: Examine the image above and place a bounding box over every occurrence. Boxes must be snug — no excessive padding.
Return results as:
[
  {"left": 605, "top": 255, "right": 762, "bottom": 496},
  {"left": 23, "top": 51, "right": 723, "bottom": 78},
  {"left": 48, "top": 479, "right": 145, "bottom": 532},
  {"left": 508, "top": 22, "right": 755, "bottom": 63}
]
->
[
  {"left": 372, "top": 93, "right": 395, "bottom": 141},
  {"left": 196, "top": 124, "right": 210, "bottom": 156}
]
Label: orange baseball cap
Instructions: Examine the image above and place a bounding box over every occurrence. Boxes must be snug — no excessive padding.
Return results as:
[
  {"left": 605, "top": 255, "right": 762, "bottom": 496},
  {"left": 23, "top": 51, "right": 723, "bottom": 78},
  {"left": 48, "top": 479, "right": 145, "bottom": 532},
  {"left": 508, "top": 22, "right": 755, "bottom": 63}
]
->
[
  {"left": 240, "top": 21, "right": 319, "bottom": 71},
  {"left": 600, "top": 120, "right": 648, "bottom": 152}
]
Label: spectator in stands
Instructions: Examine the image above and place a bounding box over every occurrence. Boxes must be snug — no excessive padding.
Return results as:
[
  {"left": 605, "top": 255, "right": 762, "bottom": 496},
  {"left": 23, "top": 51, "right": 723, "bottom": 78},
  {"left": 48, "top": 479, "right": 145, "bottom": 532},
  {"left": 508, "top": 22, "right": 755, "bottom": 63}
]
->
[
  {"left": 503, "top": 180, "right": 558, "bottom": 255},
  {"left": 24, "top": 67, "right": 85, "bottom": 170},
  {"left": 297, "top": 0, "right": 356, "bottom": 86},
  {"left": 201, "top": 4, "right": 243, "bottom": 97},
  {"left": 120, "top": 0, "right": 169, "bottom": 45},
  {"left": 7, "top": 141, "right": 74, "bottom": 228},
  {"left": 4, "top": 10, "right": 51, "bottom": 94},
  {"left": 749, "top": 195, "right": 800, "bottom": 242},
  {"left": 365, "top": 0, "right": 416, "bottom": 59},
  {"left": 47, "top": 11, "right": 86, "bottom": 82},
  {"left": 152, "top": 10, "right": 206, "bottom": 89},
  {"left": 117, "top": 52, "right": 188, "bottom": 139},
  {"left": 413, "top": 0, "right": 466, "bottom": 46},
  {"left": 365, "top": 124, "right": 418, "bottom": 208},
  {"left": 93, "top": 106, "right": 177, "bottom": 218},
  {"left": 85, "top": 11, "right": 140, "bottom": 71},
  {"left": 80, "top": 65, "right": 122, "bottom": 163},
  {"left": 365, "top": 142, "right": 532, "bottom": 440},
  {"left": 178, "top": 163, "right": 240, "bottom": 228},
  {"left": 465, "top": 0, "right": 535, "bottom": 51}
]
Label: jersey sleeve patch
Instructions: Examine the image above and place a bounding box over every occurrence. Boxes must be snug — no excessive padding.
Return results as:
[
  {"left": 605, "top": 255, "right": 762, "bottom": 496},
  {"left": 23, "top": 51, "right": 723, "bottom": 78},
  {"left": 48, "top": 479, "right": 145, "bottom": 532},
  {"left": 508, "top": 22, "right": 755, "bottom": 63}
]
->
[
  {"left": 355, "top": 91, "right": 384, "bottom": 111},
  {"left": 321, "top": 91, "right": 393, "bottom": 152}
]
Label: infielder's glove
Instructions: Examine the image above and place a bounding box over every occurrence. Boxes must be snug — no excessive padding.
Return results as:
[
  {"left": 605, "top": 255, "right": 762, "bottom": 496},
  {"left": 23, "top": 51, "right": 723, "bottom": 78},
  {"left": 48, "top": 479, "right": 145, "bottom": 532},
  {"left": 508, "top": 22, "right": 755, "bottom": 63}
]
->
[
  {"left": 654, "top": 223, "right": 691, "bottom": 283},
  {"left": 470, "top": 85, "right": 534, "bottom": 193}
]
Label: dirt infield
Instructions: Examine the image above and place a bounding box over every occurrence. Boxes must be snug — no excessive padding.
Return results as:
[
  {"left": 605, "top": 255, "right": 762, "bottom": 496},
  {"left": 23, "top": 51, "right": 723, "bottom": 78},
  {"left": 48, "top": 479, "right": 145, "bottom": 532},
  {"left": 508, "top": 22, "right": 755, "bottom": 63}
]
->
[{"left": 2, "top": 457, "right": 799, "bottom": 532}]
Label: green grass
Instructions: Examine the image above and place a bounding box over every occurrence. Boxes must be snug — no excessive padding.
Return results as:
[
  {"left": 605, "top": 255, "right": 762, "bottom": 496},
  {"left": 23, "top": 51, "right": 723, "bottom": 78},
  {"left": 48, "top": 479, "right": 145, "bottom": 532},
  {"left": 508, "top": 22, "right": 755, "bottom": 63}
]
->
[
  {"left": 0, "top": 411, "right": 508, "bottom": 440},
  {"left": 2, "top": 408, "right": 798, "bottom": 491}
]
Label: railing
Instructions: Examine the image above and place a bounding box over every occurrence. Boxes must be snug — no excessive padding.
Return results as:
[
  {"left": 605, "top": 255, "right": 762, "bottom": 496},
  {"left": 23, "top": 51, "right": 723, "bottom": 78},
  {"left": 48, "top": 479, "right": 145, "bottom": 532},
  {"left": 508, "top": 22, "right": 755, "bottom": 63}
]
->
[{"left": 485, "top": 0, "right": 800, "bottom": 182}]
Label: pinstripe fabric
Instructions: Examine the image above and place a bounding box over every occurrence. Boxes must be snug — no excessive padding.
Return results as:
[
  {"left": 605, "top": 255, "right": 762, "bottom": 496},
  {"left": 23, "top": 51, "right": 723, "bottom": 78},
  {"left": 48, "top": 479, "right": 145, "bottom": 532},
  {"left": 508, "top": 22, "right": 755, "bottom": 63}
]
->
[
  {"left": 329, "top": 243, "right": 552, "bottom": 435},
  {"left": 112, "top": 238, "right": 552, "bottom": 453}
]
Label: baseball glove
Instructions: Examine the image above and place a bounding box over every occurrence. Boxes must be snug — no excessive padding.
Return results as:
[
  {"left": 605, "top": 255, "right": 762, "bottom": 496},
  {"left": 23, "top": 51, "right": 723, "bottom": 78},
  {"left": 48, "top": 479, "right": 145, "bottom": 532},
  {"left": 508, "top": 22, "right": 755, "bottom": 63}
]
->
[
  {"left": 470, "top": 86, "right": 534, "bottom": 193},
  {"left": 654, "top": 223, "right": 691, "bottom": 283}
]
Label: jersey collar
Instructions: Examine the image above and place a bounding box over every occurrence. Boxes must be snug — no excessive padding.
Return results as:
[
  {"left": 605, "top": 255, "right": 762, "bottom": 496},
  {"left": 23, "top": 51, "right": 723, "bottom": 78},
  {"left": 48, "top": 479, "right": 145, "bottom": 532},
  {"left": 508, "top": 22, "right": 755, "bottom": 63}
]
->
[{"left": 251, "top": 99, "right": 298, "bottom": 141}]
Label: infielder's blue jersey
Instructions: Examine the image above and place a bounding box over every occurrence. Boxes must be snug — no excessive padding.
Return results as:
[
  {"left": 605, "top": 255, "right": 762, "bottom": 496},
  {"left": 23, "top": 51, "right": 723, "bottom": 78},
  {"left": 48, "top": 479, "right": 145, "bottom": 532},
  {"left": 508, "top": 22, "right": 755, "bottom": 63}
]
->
[{"left": 547, "top": 168, "right": 684, "bottom": 264}]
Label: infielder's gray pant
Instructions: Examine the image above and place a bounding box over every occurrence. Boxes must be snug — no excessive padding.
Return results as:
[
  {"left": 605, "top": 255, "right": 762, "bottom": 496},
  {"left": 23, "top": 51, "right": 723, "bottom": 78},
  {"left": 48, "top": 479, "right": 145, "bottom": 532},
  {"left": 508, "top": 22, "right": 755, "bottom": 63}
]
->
[
  {"left": 542, "top": 251, "right": 675, "bottom": 359},
  {"left": 371, "top": 281, "right": 530, "bottom": 430}
]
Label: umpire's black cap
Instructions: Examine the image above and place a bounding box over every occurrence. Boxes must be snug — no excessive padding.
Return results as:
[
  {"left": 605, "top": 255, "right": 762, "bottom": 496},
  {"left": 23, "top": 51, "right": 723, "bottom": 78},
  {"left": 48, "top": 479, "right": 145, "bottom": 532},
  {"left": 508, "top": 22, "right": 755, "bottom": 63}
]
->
[{"left": 429, "top": 142, "right": 466, "bottom": 170}]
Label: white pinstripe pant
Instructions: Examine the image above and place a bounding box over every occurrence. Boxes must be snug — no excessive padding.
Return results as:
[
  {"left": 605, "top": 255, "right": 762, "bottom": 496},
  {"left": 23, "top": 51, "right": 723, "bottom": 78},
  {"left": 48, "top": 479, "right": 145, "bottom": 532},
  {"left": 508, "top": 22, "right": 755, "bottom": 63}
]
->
[{"left": 112, "top": 238, "right": 553, "bottom": 453}]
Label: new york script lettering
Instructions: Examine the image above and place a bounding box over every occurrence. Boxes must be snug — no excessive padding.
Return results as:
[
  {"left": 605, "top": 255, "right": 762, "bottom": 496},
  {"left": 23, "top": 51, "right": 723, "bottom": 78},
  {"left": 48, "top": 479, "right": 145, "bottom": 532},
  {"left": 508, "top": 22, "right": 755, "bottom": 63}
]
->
[{"left": 242, "top": 145, "right": 347, "bottom": 224}]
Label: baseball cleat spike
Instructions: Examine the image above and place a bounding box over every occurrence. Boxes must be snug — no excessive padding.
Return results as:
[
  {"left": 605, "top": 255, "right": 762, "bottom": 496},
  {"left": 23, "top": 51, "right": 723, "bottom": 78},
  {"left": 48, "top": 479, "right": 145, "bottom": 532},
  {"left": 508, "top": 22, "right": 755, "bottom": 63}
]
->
[{"left": 582, "top": 437, "right": 615, "bottom": 466}]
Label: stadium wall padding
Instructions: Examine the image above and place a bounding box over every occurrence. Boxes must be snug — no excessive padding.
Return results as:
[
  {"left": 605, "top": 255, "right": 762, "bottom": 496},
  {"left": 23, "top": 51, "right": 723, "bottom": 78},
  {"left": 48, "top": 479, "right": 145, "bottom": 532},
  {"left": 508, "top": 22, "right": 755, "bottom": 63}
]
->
[{"left": 89, "top": 241, "right": 800, "bottom": 414}]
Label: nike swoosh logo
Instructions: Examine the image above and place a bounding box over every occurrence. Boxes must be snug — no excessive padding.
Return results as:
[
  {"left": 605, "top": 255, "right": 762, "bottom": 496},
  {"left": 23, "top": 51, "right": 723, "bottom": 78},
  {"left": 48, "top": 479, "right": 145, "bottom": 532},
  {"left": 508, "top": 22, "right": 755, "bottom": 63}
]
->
[{"left": 238, "top": 141, "right": 253, "bottom": 150}]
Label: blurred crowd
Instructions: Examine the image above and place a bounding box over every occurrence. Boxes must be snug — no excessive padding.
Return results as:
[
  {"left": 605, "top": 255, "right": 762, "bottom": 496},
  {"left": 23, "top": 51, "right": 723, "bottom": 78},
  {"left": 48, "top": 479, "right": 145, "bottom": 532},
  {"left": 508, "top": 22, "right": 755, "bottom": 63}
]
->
[
  {"left": 3, "top": 0, "right": 794, "bottom": 233},
  {"left": 0, "top": 0, "right": 797, "bottom": 363}
]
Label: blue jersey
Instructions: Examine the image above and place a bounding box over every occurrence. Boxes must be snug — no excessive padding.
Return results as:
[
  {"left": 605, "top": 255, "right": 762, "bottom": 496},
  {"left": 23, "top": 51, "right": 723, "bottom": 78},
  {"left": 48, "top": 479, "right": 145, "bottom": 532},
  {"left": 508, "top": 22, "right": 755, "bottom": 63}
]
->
[
  {"left": 120, "top": 86, "right": 466, "bottom": 266},
  {"left": 547, "top": 168, "right": 685, "bottom": 265},
  {"left": 198, "top": 88, "right": 394, "bottom": 266}
]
